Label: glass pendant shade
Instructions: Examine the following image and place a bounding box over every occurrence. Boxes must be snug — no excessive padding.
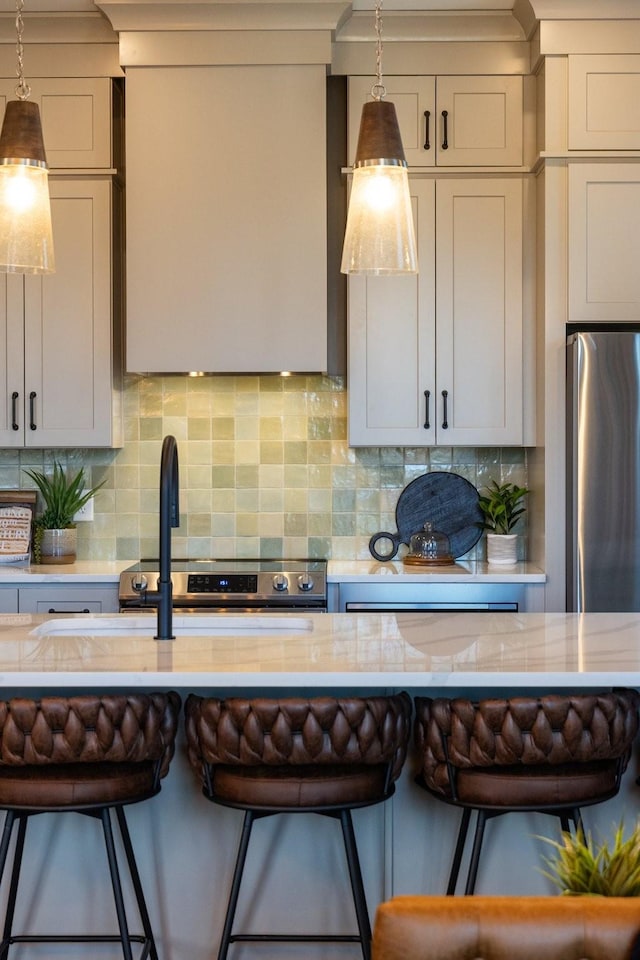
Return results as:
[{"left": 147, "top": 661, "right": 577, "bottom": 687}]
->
[
  {"left": 341, "top": 98, "right": 417, "bottom": 275},
  {"left": 0, "top": 100, "right": 54, "bottom": 274}
]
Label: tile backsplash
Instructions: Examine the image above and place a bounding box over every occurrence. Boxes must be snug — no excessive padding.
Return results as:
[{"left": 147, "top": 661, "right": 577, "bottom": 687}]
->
[{"left": 0, "top": 374, "right": 528, "bottom": 562}]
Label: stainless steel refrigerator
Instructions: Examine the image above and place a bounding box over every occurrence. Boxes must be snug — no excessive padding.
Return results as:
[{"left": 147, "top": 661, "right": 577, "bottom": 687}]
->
[{"left": 567, "top": 329, "right": 640, "bottom": 611}]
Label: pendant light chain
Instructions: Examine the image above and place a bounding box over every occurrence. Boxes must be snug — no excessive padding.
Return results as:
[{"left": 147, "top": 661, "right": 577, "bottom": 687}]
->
[
  {"left": 14, "top": 0, "right": 31, "bottom": 102},
  {"left": 372, "top": 0, "right": 386, "bottom": 102}
]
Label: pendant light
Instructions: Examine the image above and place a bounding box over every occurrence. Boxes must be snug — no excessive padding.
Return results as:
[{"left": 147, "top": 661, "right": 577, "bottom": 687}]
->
[
  {"left": 0, "top": 0, "right": 54, "bottom": 275},
  {"left": 341, "top": 0, "right": 417, "bottom": 276}
]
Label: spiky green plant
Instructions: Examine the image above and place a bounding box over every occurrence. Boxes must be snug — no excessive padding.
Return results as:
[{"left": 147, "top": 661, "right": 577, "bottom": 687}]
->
[
  {"left": 23, "top": 461, "right": 105, "bottom": 530},
  {"left": 478, "top": 480, "right": 529, "bottom": 534},
  {"left": 540, "top": 822, "right": 640, "bottom": 897}
]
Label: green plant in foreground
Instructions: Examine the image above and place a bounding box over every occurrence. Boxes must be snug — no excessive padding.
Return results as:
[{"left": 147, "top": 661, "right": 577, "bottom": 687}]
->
[
  {"left": 23, "top": 461, "right": 105, "bottom": 530},
  {"left": 540, "top": 822, "right": 640, "bottom": 897},
  {"left": 478, "top": 480, "right": 529, "bottom": 535}
]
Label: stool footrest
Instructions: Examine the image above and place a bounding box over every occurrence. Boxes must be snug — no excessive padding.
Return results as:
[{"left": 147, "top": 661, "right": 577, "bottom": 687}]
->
[{"left": 230, "top": 934, "right": 363, "bottom": 943}]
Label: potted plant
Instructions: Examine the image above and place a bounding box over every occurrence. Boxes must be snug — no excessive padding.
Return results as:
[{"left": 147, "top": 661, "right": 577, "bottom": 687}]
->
[
  {"left": 23, "top": 461, "right": 105, "bottom": 565},
  {"left": 540, "top": 821, "right": 640, "bottom": 896},
  {"left": 478, "top": 479, "right": 529, "bottom": 565}
]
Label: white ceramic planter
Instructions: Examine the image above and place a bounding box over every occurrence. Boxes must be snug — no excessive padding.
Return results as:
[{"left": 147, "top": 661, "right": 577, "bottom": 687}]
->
[
  {"left": 38, "top": 527, "right": 77, "bottom": 565},
  {"left": 486, "top": 532, "right": 518, "bottom": 565}
]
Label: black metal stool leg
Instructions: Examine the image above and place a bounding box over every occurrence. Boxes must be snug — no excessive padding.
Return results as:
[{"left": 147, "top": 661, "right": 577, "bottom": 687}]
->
[
  {"left": 0, "top": 812, "right": 22, "bottom": 960},
  {"left": 218, "top": 810, "right": 256, "bottom": 960},
  {"left": 100, "top": 808, "right": 134, "bottom": 960},
  {"left": 2, "top": 813, "right": 27, "bottom": 955},
  {"left": 464, "top": 810, "right": 487, "bottom": 895},
  {"left": 115, "top": 806, "right": 158, "bottom": 960},
  {"left": 339, "top": 809, "right": 372, "bottom": 960},
  {"left": 447, "top": 807, "right": 471, "bottom": 895}
]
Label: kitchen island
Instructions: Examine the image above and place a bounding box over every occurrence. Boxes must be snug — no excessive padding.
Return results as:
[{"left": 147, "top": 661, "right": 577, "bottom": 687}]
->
[{"left": 0, "top": 609, "right": 638, "bottom": 960}]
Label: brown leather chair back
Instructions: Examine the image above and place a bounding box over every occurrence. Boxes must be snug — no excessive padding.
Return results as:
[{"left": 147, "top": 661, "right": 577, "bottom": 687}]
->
[
  {"left": 185, "top": 692, "right": 412, "bottom": 783},
  {"left": 415, "top": 690, "right": 640, "bottom": 796},
  {"left": 0, "top": 693, "right": 181, "bottom": 779},
  {"left": 372, "top": 895, "right": 640, "bottom": 960}
]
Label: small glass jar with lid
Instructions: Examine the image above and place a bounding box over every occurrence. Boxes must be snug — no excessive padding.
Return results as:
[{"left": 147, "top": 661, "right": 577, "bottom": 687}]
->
[{"left": 404, "top": 521, "right": 453, "bottom": 566}]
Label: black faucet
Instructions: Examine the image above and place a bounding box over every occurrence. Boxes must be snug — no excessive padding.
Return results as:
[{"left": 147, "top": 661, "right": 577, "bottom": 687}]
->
[{"left": 152, "top": 435, "right": 180, "bottom": 640}]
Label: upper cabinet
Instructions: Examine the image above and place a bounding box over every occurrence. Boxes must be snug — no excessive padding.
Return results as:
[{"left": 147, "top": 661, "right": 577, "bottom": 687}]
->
[
  {"left": 347, "top": 75, "right": 524, "bottom": 168},
  {"left": 0, "top": 180, "right": 121, "bottom": 448},
  {"left": 0, "top": 75, "right": 122, "bottom": 448},
  {"left": 125, "top": 65, "right": 328, "bottom": 374},
  {"left": 0, "top": 78, "right": 114, "bottom": 169},
  {"left": 568, "top": 56, "right": 640, "bottom": 151},
  {"left": 348, "top": 177, "right": 532, "bottom": 447},
  {"left": 568, "top": 163, "right": 640, "bottom": 323}
]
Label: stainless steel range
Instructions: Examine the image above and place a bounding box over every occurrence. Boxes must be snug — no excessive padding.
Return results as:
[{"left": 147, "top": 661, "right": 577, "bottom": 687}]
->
[{"left": 119, "top": 559, "right": 328, "bottom": 612}]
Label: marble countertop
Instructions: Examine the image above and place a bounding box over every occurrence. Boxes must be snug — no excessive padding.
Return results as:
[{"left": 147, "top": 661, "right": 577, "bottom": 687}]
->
[
  {"left": 0, "top": 560, "right": 545, "bottom": 584},
  {"left": 327, "top": 560, "right": 545, "bottom": 582},
  {"left": 0, "top": 610, "right": 635, "bottom": 689}
]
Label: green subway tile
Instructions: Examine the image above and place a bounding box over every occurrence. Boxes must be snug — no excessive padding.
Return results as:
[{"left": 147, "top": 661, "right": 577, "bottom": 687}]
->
[
  {"left": 284, "top": 513, "right": 307, "bottom": 537},
  {"left": 236, "top": 465, "right": 259, "bottom": 488},
  {"left": 212, "top": 465, "right": 235, "bottom": 488},
  {"left": 188, "top": 418, "right": 211, "bottom": 441},
  {"left": 260, "top": 441, "right": 284, "bottom": 464},
  {"left": 188, "top": 514, "right": 212, "bottom": 537},
  {"left": 332, "top": 489, "right": 356, "bottom": 513},
  {"left": 260, "top": 537, "right": 283, "bottom": 557},
  {"left": 212, "top": 418, "right": 235, "bottom": 440},
  {"left": 139, "top": 417, "right": 162, "bottom": 441},
  {"left": 284, "top": 441, "right": 308, "bottom": 464}
]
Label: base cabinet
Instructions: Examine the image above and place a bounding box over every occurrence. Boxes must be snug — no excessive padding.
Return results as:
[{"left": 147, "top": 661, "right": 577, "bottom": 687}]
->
[
  {"left": 0, "top": 585, "right": 119, "bottom": 614},
  {"left": 0, "top": 180, "right": 121, "bottom": 448},
  {"left": 348, "top": 176, "right": 527, "bottom": 447}
]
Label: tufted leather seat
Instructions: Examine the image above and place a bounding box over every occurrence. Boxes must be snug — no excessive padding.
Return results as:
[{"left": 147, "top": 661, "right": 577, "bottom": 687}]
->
[
  {"left": 371, "top": 895, "right": 640, "bottom": 960},
  {"left": 0, "top": 692, "right": 181, "bottom": 960},
  {"left": 185, "top": 692, "right": 412, "bottom": 960},
  {"left": 414, "top": 690, "right": 640, "bottom": 895}
]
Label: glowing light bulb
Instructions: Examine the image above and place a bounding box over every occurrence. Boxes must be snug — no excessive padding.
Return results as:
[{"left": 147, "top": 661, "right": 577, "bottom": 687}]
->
[
  {"left": 2, "top": 167, "right": 37, "bottom": 212},
  {"left": 363, "top": 172, "right": 395, "bottom": 212}
]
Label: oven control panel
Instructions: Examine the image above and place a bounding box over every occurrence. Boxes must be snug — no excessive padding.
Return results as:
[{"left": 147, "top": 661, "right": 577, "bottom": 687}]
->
[{"left": 187, "top": 574, "right": 258, "bottom": 594}]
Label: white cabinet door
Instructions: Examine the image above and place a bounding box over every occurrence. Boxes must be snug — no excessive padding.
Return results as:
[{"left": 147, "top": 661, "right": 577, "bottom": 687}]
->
[
  {"left": 349, "top": 177, "right": 525, "bottom": 447},
  {"left": 348, "top": 76, "right": 523, "bottom": 167},
  {"left": 0, "top": 78, "right": 112, "bottom": 169},
  {"left": 348, "top": 76, "right": 436, "bottom": 167},
  {"left": 0, "top": 180, "right": 120, "bottom": 447},
  {"left": 436, "top": 178, "right": 524, "bottom": 445},
  {"left": 126, "top": 65, "right": 327, "bottom": 374},
  {"left": 568, "top": 56, "right": 640, "bottom": 150},
  {"left": 348, "top": 180, "right": 436, "bottom": 446},
  {"left": 569, "top": 163, "right": 640, "bottom": 322}
]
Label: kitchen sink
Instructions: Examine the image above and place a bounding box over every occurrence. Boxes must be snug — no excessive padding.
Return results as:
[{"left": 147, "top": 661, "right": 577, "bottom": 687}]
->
[{"left": 30, "top": 614, "right": 315, "bottom": 638}]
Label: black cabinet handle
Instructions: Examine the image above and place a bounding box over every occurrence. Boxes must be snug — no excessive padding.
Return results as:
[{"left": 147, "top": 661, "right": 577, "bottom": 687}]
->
[
  {"left": 442, "top": 389, "right": 449, "bottom": 429},
  {"left": 441, "top": 110, "right": 449, "bottom": 150},
  {"left": 48, "top": 608, "right": 91, "bottom": 614},
  {"left": 29, "top": 391, "right": 36, "bottom": 430},
  {"left": 423, "top": 110, "right": 431, "bottom": 150},
  {"left": 423, "top": 390, "right": 430, "bottom": 429},
  {"left": 11, "top": 391, "right": 18, "bottom": 431}
]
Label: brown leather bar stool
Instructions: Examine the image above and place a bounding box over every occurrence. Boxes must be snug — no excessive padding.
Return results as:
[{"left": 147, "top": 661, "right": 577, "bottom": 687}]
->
[
  {"left": 185, "top": 692, "right": 412, "bottom": 960},
  {"left": 0, "top": 691, "right": 181, "bottom": 960},
  {"left": 414, "top": 689, "right": 640, "bottom": 895}
]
